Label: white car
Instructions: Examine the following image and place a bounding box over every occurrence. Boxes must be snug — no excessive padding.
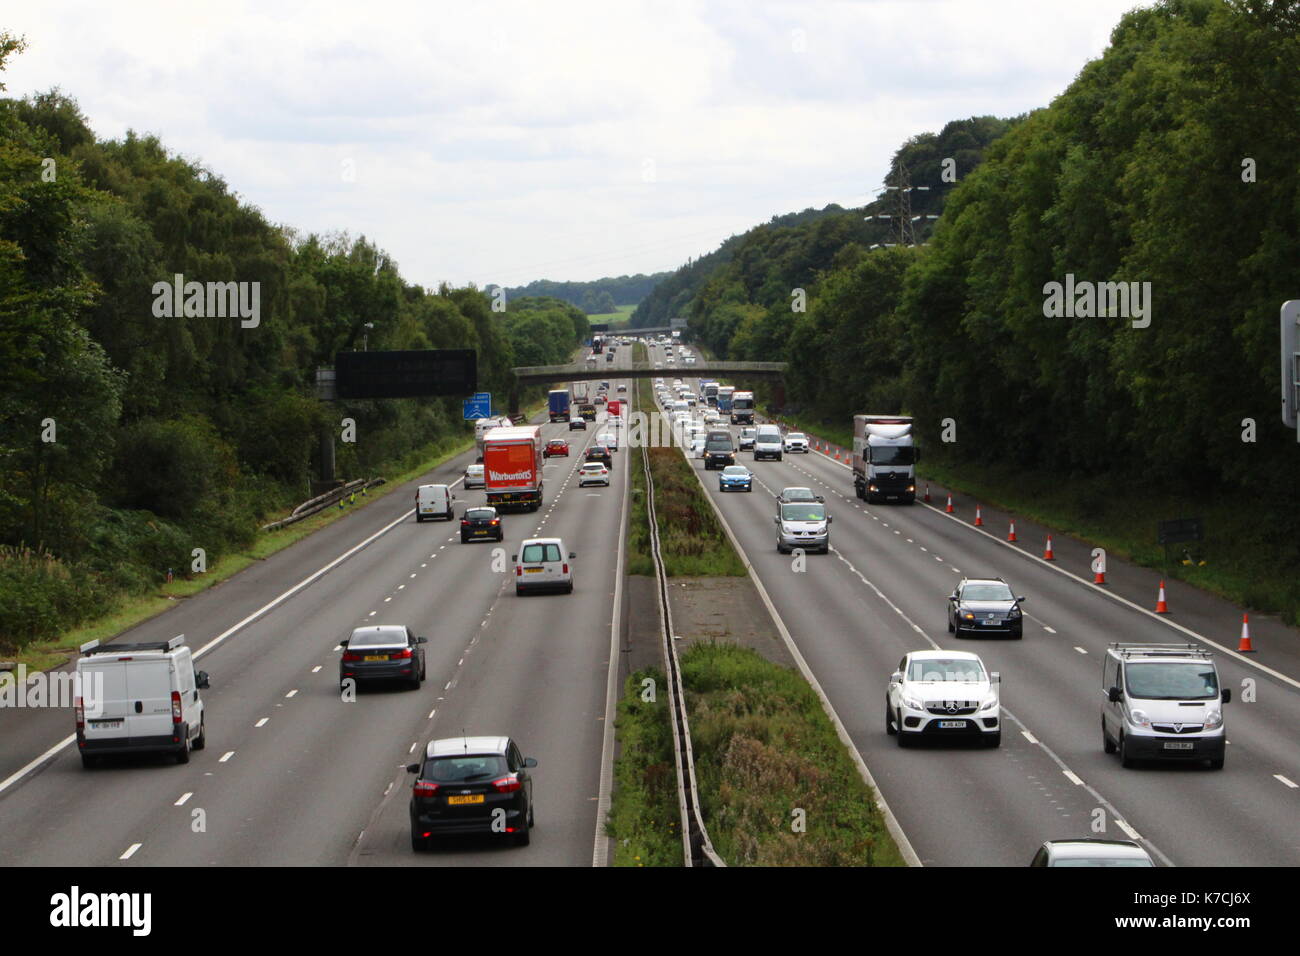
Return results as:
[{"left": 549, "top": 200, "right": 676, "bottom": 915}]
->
[
  {"left": 578, "top": 462, "right": 610, "bottom": 487},
  {"left": 783, "top": 432, "right": 809, "bottom": 453},
  {"left": 513, "top": 537, "right": 574, "bottom": 595},
  {"left": 595, "top": 430, "right": 618, "bottom": 451},
  {"left": 463, "top": 464, "right": 486, "bottom": 489},
  {"left": 886, "top": 650, "right": 1001, "bottom": 748},
  {"left": 689, "top": 436, "right": 706, "bottom": 458}
]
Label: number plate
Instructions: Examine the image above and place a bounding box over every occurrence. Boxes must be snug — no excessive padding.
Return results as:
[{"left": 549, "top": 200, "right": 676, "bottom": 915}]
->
[
  {"left": 92, "top": 719, "right": 122, "bottom": 729},
  {"left": 1163, "top": 741, "right": 1194, "bottom": 750},
  {"left": 981, "top": 619, "right": 999, "bottom": 625},
  {"left": 447, "top": 794, "right": 485, "bottom": 805},
  {"left": 363, "top": 655, "right": 387, "bottom": 662},
  {"left": 937, "top": 720, "right": 966, "bottom": 729},
  {"left": 525, "top": 567, "right": 544, "bottom": 573}
]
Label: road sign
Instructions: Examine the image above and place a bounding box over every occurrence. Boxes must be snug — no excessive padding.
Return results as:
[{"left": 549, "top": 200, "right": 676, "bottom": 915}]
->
[
  {"left": 1158, "top": 517, "right": 1203, "bottom": 545},
  {"left": 670, "top": 318, "right": 687, "bottom": 329},
  {"left": 1280, "top": 300, "right": 1300, "bottom": 434},
  {"left": 336, "top": 349, "right": 477, "bottom": 399},
  {"left": 463, "top": 392, "right": 492, "bottom": 419}
]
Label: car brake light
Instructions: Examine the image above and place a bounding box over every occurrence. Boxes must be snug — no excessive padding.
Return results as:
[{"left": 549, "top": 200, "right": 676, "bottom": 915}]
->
[
  {"left": 413, "top": 781, "right": 440, "bottom": 798},
  {"left": 461, "top": 519, "right": 469, "bottom": 525},
  {"left": 492, "top": 775, "right": 521, "bottom": 793},
  {"left": 342, "top": 651, "right": 363, "bottom": 662},
  {"left": 171, "top": 690, "right": 182, "bottom": 722},
  {"left": 392, "top": 648, "right": 413, "bottom": 660},
  {"left": 75, "top": 696, "right": 85, "bottom": 730},
  {"left": 491, "top": 519, "right": 499, "bottom": 525},
  {"left": 516, "top": 565, "right": 522, "bottom": 576},
  {"left": 562, "top": 563, "right": 569, "bottom": 574}
]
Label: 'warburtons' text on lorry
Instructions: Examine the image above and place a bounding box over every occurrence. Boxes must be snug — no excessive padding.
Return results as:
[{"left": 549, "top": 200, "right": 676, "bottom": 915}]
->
[{"left": 483, "top": 425, "right": 544, "bottom": 512}]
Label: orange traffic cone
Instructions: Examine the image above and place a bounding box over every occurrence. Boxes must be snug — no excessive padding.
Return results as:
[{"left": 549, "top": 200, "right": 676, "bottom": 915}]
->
[
  {"left": 974, "top": 506, "right": 984, "bottom": 527},
  {"left": 945, "top": 494, "right": 954, "bottom": 514},
  {"left": 1007, "top": 520, "right": 1018, "bottom": 542},
  {"left": 1155, "top": 581, "right": 1169, "bottom": 614},
  {"left": 1094, "top": 565, "right": 1106, "bottom": 585},
  {"left": 923, "top": 483, "right": 931, "bottom": 503},
  {"left": 1237, "top": 614, "right": 1254, "bottom": 653},
  {"left": 1043, "top": 536, "right": 1055, "bottom": 560}
]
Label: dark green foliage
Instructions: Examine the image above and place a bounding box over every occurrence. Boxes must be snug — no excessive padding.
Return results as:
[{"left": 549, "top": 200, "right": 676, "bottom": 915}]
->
[{"left": 505, "top": 273, "right": 666, "bottom": 311}]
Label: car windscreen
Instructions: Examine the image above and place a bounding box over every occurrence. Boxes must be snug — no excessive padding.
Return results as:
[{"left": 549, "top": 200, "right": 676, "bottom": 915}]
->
[
  {"left": 722, "top": 467, "right": 748, "bottom": 476},
  {"left": 1052, "top": 858, "right": 1154, "bottom": 867},
  {"left": 1123, "top": 662, "right": 1219, "bottom": 700},
  {"left": 908, "top": 658, "right": 986, "bottom": 682},
  {"left": 521, "top": 543, "right": 562, "bottom": 563},
  {"left": 781, "top": 489, "right": 814, "bottom": 501},
  {"left": 787, "top": 433, "right": 806, "bottom": 441},
  {"left": 870, "top": 445, "right": 916, "bottom": 465},
  {"left": 780, "top": 504, "right": 826, "bottom": 522},
  {"left": 421, "top": 754, "right": 508, "bottom": 783},
  {"left": 582, "top": 463, "right": 604, "bottom": 471},
  {"left": 706, "top": 437, "right": 733, "bottom": 451},
  {"left": 350, "top": 628, "right": 408, "bottom": 647},
  {"left": 962, "top": 584, "right": 1014, "bottom": 602},
  {"left": 465, "top": 509, "right": 495, "bottom": 520}
]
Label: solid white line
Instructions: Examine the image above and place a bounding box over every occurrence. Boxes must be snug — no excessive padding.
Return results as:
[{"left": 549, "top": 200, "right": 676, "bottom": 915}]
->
[
  {"left": 175, "top": 792, "right": 193, "bottom": 806},
  {"left": 119, "top": 843, "right": 142, "bottom": 861},
  {"left": 1116, "top": 819, "right": 1142, "bottom": 840},
  {"left": 1275, "top": 774, "right": 1298, "bottom": 789},
  {"left": 1021, "top": 730, "right": 1038, "bottom": 744},
  {"left": 1062, "top": 770, "right": 1084, "bottom": 786}
]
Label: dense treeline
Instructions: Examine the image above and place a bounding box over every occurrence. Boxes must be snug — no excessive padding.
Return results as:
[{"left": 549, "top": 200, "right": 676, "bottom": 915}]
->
[
  {"left": 0, "top": 42, "right": 586, "bottom": 650},
  {"left": 675, "top": 0, "right": 1300, "bottom": 581},
  {"left": 504, "top": 273, "right": 666, "bottom": 314}
]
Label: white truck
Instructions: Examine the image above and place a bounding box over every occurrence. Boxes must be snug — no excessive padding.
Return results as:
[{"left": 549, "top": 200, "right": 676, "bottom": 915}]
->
[{"left": 852, "top": 415, "right": 918, "bottom": 504}]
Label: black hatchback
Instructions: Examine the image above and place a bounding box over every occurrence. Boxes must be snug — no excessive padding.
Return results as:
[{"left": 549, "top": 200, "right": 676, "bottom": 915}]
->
[
  {"left": 461, "top": 506, "right": 503, "bottom": 543},
  {"left": 408, "top": 735, "right": 538, "bottom": 849},
  {"left": 339, "top": 625, "right": 427, "bottom": 690},
  {"left": 585, "top": 445, "right": 613, "bottom": 466}
]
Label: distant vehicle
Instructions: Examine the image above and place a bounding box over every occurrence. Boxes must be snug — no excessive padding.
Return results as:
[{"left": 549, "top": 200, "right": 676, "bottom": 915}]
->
[
  {"left": 1029, "top": 840, "right": 1154, "bottom": 867},
  {"left": 886, "top": 650, "right": 1001, "bottom": 748},
  {"left": 606, "top": 350, "right": 615, "bottom": 362},
  {"left": 778, "top": 486, "right": 822, "bottom": 503},
  {"left": 474, "top": 415, "right": 513, "bottom": 455},
  {"left": 75, "top": 636, "right": 209, "bottom": 767},
  {"left": 730, "top": 390, "right": 755, "bottom": 425},
  {"left": 547, "top": 389, "right": 570, "bottom": 423},
  {"left": 585, "top": 356, "right": 597, "bottom": 369},
  {"left": 544, "top": 439, "right": 570, "bottom": 458},
  {"left": 737, "top": 427, "right": 758, "bottom": 451},
  {"left": 514, "top": 537, "right": 575, "bottom": 595},
  {"left": 595, "top": 430, "right": 618, "bottom": 451},
  {"left": 949, "top": 578, "right": 1024, "bottom": 638},
  {"left": 783, "top": 432, "right": 809, "bottom": 453},
  {"left": 689, "top": 435, "right": 706, "bottom": 458},
  {"left": 704, "top": 430, "right": 736, "bottom": 470},
  {"left": 1102, "top": 643, "right": 1228, "bottom": 769},
  {"left": 775, "top": 499, "right": 831, "bottom": 553},
  {"left": 617, "top": 384, "right": 626, "bottom": 392},
  {"left": 416, "top": 483, "right": 456, "bottom": 522},
  {"left": 407, "top": 736, "right": 537, "bottom": 849},
  {"left": 578, "top": 462, "right": 610, "bottom": 487},
  {"left": 753, "top": 424, "right": 783, "bottom": 461},
  {"left": 579, "top": 403, "right": 598, "bottom": 421},
  {"left": 853, "top": 415, "right": 917, "bottom": 503},
  {"left": 460, "top": 506, "right": 503, "bottom": 543},
  {"left": 463, "top": 464, "right": 485, "bottom": 489},
  {"left": 718, "top": 465, "right": 753, "bottom": 492},
  {"left": 483, "top": 425, "right": 544, "bottom": 512},
  {"left": 594, "top": 394, "right": 606, "bottom": 406},
  {"left": 340, "top": 625, "right": 427, "bottom": 691},
  {"left": 717, "top": 385, "right": 736, "bottom": 415},
  {"left": 571, "top": 381, "right": 590, "bottom": 403},
  {"left": 569, "top": 416, "right": 586, "bottom": 430},
  {"left": 585, "top": 445, "right": 613, "bottom": 466}
]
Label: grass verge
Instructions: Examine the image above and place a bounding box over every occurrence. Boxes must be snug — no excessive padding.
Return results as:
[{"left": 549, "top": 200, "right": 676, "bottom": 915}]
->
[
  {"left": 683, "top": 642, "right": 906, "bottom": 866},
  {"left": 605, "top": 668, "right": 683, "bottom": 866}
]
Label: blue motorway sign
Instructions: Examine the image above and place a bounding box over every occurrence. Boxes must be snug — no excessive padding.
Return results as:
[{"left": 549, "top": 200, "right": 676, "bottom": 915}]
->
[{"left": 462, "top": 392, "right": 492, "bottom": 419}]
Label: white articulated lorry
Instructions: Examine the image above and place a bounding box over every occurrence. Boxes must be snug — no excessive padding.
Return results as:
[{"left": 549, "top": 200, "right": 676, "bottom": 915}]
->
[{"left": 852, "top": 415, "right": 918, "bottom": 504}]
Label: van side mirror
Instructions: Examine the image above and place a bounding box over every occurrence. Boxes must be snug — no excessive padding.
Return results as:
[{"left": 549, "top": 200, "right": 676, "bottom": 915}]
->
[
  {"left": 406, "top": 763, "right": 420, "bottom": 774},
  {"left": 417, "top": 636, "right": 428, "bottom": 644},
  {"left": 568, "top": 552, "right": 576, "bottom": 559},
  {"left": 339, "top": 639, "right": 349, "bottom": 648},
  {"left": 1108, "top": 686, "right": 1122, "bottom": 703},
  {"left": 524, "top": 757, "right": 538, "bottom": 768},
  {"left": 1221, "top": 688, "right": 1231, "bottom": 703},
  {"left": 889, "top": 671, "right": 902, "bottom": 684},
  {"left": 196, "top": 671, "right": 210, "bottom": 689},
  {"left": 1017, "top": 596, "right": 1026, "bottom": 603},
  {"left": 991, "top": 672, "right": 1001, "bottom": 684},
  {"left": 511, "top": 554, "right": 518, "bottom": 562}
]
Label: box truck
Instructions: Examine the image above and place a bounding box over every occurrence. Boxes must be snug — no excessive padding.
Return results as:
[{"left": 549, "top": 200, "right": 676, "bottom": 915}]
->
[
  {"left": 484, "top": 425, "right": 545, "bottom": 511},
  {"left": 852, "top": 415, "right": 918, "bottom": 503},
  {"left": 548, "top": 389, "right": 571, "bottom": 422},
  {"left": 717, "top": 385, "right": 736, "bottom": 415}
]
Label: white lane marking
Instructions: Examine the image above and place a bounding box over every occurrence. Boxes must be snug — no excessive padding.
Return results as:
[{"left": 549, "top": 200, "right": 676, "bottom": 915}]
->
[
  {"left": 384, "top": 597, "right": 392, "bottom": 602},
  {"left": 444, "top": 681, "right": 452, "bottom": 690},
  {"left": 219, "top": 751, "right": 234, "bottom": 763},
  {"left": 368, "top": 611, "right": 377, "bottom": 616},
  {"left": 1021, "top": 730, "right": 1038, "bottom": 744},
  {"left": 119, "top": 843, "right": 142, "bottom": 860},
  {"left": 409, "top": 741, "right": 418, "bottom": 754},
  {"left": 1275, "top": 774, "right": 1298, "bottom": 789},
  {"left": 1062, "top": 770, "right": 1084, "bottom": 786},
  {"left": 397, "top": 585, "right": 405, "bottom": 590},
  {"left": 175, "top": 792, "right": 193, "bottom": 806},
  {"left": 255, "top": 718, "right": 269, "bottom": 728},
  {"left": 312, "top": 665, "right": 322, "bottom": 673},
  {"left": 285, "top": 689, "right": 298, "bottom": 698},
  {"left": 1043, "top": 626, "right": 1057, "bottom": 634},
  {"left": 1116, "top": 819, "right": 1142, "bottom": 840},
  {"left": 428, "top": 708, "right": 437, "bottom": 719},
  {"left": 1074, "top": 646, "right": 1088, "bottom": 655},
  {"left": 919, "top": 546, "right": 927, "bottom": 552},
  {"left": 410, "top": 573, "right": 417, "bottom": 578}
]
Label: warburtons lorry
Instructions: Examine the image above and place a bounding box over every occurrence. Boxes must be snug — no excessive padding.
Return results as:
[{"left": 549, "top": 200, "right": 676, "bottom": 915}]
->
[
  {"left": 852, "top": 415, "right": 917, "bottom": 503},
  {"left": 483, "top": 425, "right": 544, "bottom": 511}
]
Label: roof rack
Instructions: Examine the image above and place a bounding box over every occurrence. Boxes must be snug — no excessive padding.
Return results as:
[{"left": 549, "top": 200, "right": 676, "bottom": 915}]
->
[
  {"left": 80, "top": 635, "right": 186, "bottom": 656},
  {"left": 1108, "top": 642, "right": 1211, "bottom": 659}
]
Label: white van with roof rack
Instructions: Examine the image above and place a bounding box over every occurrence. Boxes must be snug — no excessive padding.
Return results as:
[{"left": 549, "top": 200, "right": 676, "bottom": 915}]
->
[
  {"left": 1102, "top": 643, "right": 1228, "bottom": 769},
  {"left": 75, "top": 635, "right": 209, "bottom": 768}
]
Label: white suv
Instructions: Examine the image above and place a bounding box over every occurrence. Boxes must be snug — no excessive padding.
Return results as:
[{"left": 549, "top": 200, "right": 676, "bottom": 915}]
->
[
  {"left": 513, "top": 538, "right": 575, "bottom": 595},
  {"left": 783, "top": 432, "right": 809, "bottom": 453},
  {"left": 578, "top": 462, "right": 610, "bottom": 487},
  {"left": 886, "top": 650, "right": 1001, "bottom": 747}
]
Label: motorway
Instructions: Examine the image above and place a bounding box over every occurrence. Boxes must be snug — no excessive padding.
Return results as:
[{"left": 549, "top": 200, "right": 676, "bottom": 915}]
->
[
  {"left": 648, "top": 341, "right": 1300, "bottom": 866},
  {"left": 0, "top": 357, "right": 637, "bottom": 867}
]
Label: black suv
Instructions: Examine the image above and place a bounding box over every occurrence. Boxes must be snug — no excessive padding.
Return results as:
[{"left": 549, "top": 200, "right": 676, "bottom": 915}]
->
[
  {"left": 703, "top": 430, "right": 736, "bottom": 470},
  {"left": 408, "top": 736, "right": 537, "bottom": 849},
  {"left": 948, "top": 578, "right": 1025, "bottom": 638},
  {"left": 585, "top": 445, "right": 613, "bottom": 466}
]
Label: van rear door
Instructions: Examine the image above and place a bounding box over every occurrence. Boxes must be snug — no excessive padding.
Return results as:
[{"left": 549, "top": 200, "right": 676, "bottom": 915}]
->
[
  {"left": 125, "top": 661, "right": 174, "bottom": 740},
  {"left": 79, "top": 660, "right": 129, "bottom": 740}
]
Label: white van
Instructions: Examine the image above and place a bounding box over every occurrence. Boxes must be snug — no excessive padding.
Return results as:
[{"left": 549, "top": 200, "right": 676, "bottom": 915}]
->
[
  {"left": 513, "top": 537, "right": 575, "bottom": 595},
  {"left": 415, "top": 483, "right": 455, "bottom": 522},
  {"left": 75, "top": 635, "right": 209, "bottom": 768}
]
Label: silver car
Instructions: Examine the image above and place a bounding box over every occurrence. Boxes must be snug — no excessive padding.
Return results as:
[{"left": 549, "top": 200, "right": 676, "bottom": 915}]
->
[
  {"left": 774, "top": 500, "right": 831, "bottom": 553},
  {"left": 463, "top": 464, "right": 485, "bottom": 489}
]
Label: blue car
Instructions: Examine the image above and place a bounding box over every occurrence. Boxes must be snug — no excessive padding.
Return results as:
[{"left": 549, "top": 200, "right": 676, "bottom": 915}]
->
[{"left": 718, "top": 465, "right": 753, "bottom": 492}]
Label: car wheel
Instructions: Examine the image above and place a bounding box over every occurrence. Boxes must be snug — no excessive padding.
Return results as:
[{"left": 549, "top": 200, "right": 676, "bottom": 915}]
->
[
  {"left": 411, "top": 832, "right": 430, "bottom": 852},
  {"left": 461, "top": 535, "right": 469, "bottom": 543},
  {"left": 515, "top": 586, "right": 525, "bottom": 596},
  {"left": 408, "top": 672, "right": 422, "bottom": 690},
  {"left": 1119, "top": 731, "right": 1136, "bottom": 768},
  {"left": 896, "top": 714, "right": 912, "bottom": 748},
  {"left": 514, "top": 823, "right": 531, "bottom": 847},
  {"left": 885, "top": 700, "right": 896, "bottom": 735},
  {"left": 529, "top": 804, "right": 535, "bottom": 827},
  {"left": 80, "top": 753, "right": 97, "bottom": 769},
  {"left": 176, "top": 734, "right": 191, "bottom": 764},
  {"left": 986, "top": 732, "right": 1001, "bottom": 748},
  {"left": 1102, "top": 719, "right": 1117, "bottom": 754},
  {"left": 565, "top": 581, "right": 574, "bottom": 594},
  {"left": 193, "top": 718, "right": 206, "bottom": 751},
  {"left": 1207, "top": 757, "right": 1224, "bottom": 770},
  {"left": 415, "top": 515, "right": 424, "bottom": 523},
  {"left": 947, "top": 615, "right": 955, "bottom": 633}
]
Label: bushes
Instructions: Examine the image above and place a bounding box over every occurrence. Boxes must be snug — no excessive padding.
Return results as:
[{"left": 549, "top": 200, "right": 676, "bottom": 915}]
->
[
  {"left": 0, "top": 546, "right": 116, "bottom": 652},
  {"left": 110, "top": 416, "right": 237, "bottom": 522}
]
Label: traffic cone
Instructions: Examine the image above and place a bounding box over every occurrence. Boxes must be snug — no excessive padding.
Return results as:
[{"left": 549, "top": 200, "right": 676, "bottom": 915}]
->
[
  {"left": 1155, "top": 581, "right": 1169, "bottom": 614},
  {"left": 1237, "top": 614, "right": 1254, "bottom": 653},
  {"left": 923, "top": 483, "right": 931, "bottom": 503},
  {"left": 1094, "top": 566, "right": 1105, "bottom": 585},
  {"left": 1007, "top": 520, "right": 1018, "bottom": 542},
  {"left": 974, "top": 506, "right": 983, "bottom": 526},
  {"left": 1043, "top": 535, "right": 1055, "bottom": 560},
  {"left": 945, "top": 494, "right": 954, "bottom": 514}
]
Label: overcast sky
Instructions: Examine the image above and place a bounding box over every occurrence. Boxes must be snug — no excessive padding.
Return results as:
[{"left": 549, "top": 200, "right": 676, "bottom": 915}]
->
[{"left": 6, "top": 0, "right": 1143, "bottom": 292}]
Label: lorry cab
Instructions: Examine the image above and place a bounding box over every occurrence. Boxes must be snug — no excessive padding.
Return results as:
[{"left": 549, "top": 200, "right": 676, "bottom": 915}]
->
[
  {"left": 1102, "top": 643, "right": 1228, "bottom": 769},
  {"left": 416, "top": 483, "right": 455, "bottom": 522},
  {"left": 75, "top": 636, "right": 209, "bottom": 767}
]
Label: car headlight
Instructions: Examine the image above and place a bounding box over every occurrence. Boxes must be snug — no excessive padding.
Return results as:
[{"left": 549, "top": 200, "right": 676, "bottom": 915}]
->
[
  {"left": 979, "top": 696, "right": 999, "bottom": 713},
  {"left": 902, "top": 695, "right": 924, "bottom": 712},
  {"left": 1203, "top": 710, "right": 1223, "bottom": 730},
  {"left": 1130, "top": 708, "right": 1152, "bottom": 728},
  {"left": 1008, "top": 606, "right": 1021, "bottom": 618},
  {"left": 962, "top": 611, "right": 975, "bottom": 620}
]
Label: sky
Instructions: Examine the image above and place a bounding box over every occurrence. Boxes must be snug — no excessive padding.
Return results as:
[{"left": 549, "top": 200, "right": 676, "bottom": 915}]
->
[{"left": 4, "top": 0, "right": 1146, "bottom": 292}]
